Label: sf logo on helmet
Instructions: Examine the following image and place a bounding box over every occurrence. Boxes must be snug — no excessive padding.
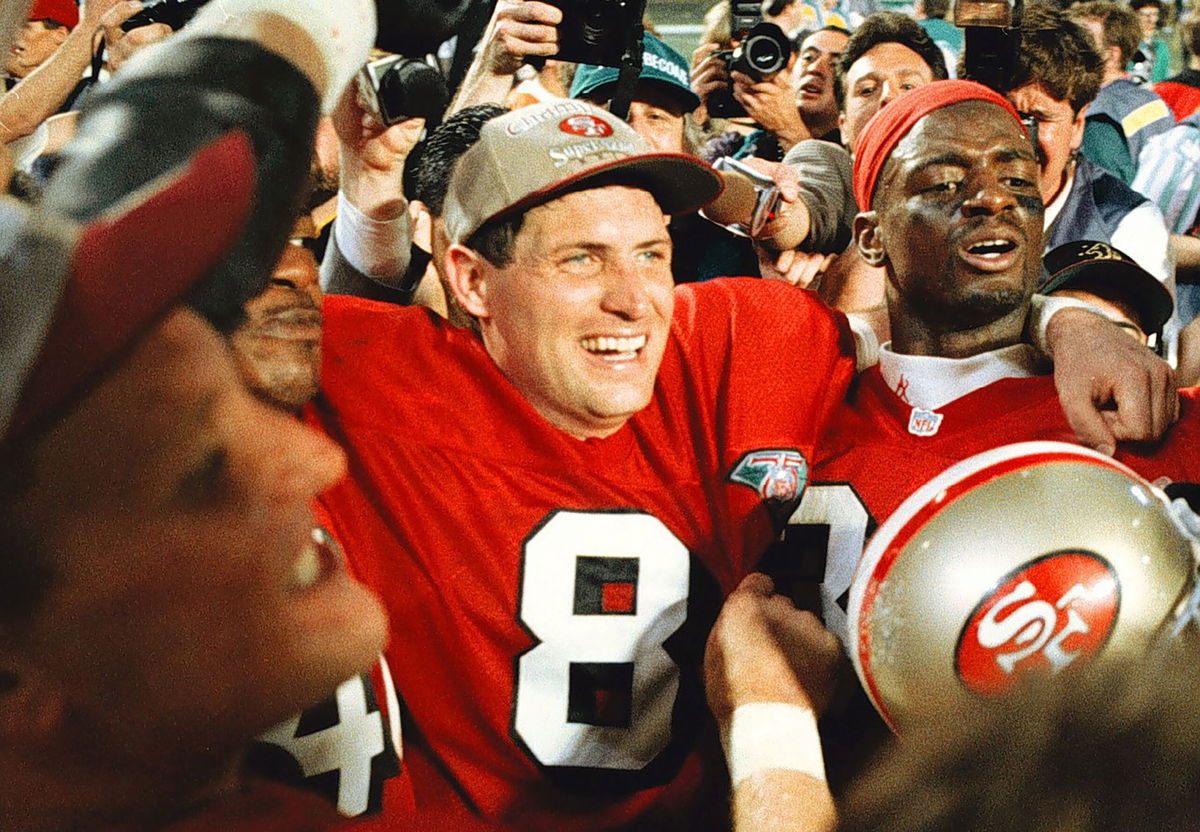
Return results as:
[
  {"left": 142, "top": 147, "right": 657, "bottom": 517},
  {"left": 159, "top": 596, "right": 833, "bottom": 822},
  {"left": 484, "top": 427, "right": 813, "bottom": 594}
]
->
[{"left": 955, "top": 552, "right": 1119, "bottom": 695}]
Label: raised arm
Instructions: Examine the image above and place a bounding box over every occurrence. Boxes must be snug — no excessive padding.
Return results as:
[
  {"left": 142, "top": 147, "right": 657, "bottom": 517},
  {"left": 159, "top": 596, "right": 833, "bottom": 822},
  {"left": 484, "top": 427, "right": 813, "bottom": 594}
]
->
[{"left": 705, "top": 573, "right": 842, "bottom": 832}]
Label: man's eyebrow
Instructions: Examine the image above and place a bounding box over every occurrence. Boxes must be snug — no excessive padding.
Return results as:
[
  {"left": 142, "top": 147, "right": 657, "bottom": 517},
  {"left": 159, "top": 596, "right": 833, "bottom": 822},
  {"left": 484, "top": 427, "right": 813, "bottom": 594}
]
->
[{"left": 912, "top": 151, "right": 969, "bottom": 171}]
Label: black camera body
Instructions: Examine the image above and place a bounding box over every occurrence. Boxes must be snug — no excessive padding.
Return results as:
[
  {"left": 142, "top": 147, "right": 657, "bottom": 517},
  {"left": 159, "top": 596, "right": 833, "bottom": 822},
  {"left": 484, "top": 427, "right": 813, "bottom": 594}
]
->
[
  {"left": 358, "top": 54, "right": 449, "bottom": 130},
  {"left": 542, "top": 0, "right": 648, "bottom": 66},
  {"left": 708, "top": 21, "right": 792, "bottom": 118},
  {"left": 121, "top": 0, "right": 211, "bottom": 32}
]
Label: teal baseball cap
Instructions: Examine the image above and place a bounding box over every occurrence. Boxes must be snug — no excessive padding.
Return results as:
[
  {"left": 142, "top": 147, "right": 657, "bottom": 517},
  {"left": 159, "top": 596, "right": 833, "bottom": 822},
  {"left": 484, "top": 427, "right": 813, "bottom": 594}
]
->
[{"left": 569, "top": 31, "right": 701, "bottom": 112}]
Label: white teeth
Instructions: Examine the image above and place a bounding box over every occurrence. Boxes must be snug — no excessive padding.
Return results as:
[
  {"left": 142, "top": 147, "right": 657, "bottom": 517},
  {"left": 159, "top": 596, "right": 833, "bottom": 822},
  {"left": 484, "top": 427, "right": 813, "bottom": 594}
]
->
[
  {"left": 291, "top": 538, "right": 321, "bottom": 590},
  {"left": 581, "top": 335, "right": 647, "bottom": 357}
]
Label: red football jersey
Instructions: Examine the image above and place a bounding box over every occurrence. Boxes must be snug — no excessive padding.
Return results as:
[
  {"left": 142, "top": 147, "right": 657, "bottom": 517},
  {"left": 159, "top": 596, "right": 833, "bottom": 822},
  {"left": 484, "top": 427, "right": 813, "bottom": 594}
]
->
[
  {"left": 806, "top": 367, "right": 1200, "bottom": 642},
  {"left": 309, "top": 279, "right": 855, "bottom": 830},
  {"left": 250, "top": 511, "right": 412, "bottom": 822}
]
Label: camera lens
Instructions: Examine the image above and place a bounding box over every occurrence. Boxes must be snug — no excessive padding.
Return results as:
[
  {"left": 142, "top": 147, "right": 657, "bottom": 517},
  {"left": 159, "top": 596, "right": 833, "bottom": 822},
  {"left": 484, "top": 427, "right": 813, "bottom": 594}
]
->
[
  {"left": 579, "top": 0, "right": 613, "bottom": 47},
  {"left": 743, "top": 34, "right": 787, "bottom": 75}
]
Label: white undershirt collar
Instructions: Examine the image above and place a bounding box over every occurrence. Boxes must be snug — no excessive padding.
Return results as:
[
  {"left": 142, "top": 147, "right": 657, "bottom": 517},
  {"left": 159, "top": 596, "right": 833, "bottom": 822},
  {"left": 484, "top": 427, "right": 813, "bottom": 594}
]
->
[{"left": 878, "top": 342, "right": 1041, "bottom": 411}]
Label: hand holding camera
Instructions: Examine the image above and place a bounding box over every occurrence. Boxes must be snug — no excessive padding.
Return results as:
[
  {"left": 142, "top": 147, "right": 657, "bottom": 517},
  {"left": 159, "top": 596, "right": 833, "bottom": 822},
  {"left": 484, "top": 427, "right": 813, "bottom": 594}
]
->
[
  {"left": 480, "top": 0, "right": 562, "bottom": 77},
  {"left": 730, "top": 66, "right": 810, "bottom": 149}
]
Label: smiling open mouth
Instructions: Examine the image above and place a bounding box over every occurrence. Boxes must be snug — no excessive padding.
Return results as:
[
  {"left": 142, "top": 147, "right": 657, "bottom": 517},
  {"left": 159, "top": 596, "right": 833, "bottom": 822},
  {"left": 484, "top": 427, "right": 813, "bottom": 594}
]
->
[{"left": 581, "top": 335, "right": 647, "bottom": 362}]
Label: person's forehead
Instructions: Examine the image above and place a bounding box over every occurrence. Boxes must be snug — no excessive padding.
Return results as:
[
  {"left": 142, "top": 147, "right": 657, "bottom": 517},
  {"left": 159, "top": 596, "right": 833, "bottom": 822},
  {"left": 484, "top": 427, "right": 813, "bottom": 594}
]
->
[
  {"left": 517, "top": 185, "right": 667, "bottom": 239},
  {"left": 892, "top": 102, "right": 1030, "bottom": 166},
  {"left": 848, "top": 42, "right": 932, "bottom": 81},
  {"left": 630, "top": 83, "right": 689, "bottom": 117},
  {"left": 802, "top": 29, "right": 849, "bottom": 54},
  {"left": 1006, "top": 82, "right": 1073, "bottom": 114}
]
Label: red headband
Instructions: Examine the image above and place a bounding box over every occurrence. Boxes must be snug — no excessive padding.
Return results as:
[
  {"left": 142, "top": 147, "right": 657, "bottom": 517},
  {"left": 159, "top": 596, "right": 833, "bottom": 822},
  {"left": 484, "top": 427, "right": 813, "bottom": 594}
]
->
[
  {"left": 852, "top": 80, "right": 1028, "bottom": 212},
  {"left": 28, "top": 0, "right": 78, "bottom": 28}
]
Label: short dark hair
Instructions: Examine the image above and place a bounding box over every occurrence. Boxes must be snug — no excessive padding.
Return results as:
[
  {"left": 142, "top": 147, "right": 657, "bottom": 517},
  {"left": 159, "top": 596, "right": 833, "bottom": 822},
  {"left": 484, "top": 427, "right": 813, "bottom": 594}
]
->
[
  {"left": 834, "top": 12, "right": 949, "bottom": 110},
  {"left": 403, "top": 104, "right": 507, "bottom": 216},
  {"left": 839, "top": 657, "right": 1200, "bottom": 832},
  {"left": 464, "top": 212, "right": 525, "bottom": 268},
  {"left": 988, "top": 3, "right": 1101, "bottom": 114},
  {"left": 1070, "top": 1, "right": 1142, "bottom": 66}
]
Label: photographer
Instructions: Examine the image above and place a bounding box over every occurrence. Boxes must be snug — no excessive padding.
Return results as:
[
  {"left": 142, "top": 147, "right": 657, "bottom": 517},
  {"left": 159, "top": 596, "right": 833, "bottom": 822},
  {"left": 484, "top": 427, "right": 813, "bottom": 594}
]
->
[{"left": 694, "top": 26, "right": 846, "bottom": 162}]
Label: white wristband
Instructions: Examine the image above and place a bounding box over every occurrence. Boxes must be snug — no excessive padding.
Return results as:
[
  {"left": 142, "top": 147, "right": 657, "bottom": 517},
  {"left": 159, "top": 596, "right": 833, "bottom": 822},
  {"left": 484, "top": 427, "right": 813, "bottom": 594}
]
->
[
  {"left": 723, "top": 702, "right": 826, "bottom": 787},
  {"left": 333, "top": 190, "right": 413, "bottom": 282},
  {"left": 1028, "top": 293, "right": 1104, "bottom": 359}
]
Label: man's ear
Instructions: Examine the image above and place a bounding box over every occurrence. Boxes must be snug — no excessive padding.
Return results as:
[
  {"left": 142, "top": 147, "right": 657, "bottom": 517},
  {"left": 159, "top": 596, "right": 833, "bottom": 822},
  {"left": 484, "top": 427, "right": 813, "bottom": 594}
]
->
[
  {"left": 443, "top": 244, "right": 492, "bottom": 321},
  {"left": 854, "top": 211, "right": 887, "bottom": 266}
]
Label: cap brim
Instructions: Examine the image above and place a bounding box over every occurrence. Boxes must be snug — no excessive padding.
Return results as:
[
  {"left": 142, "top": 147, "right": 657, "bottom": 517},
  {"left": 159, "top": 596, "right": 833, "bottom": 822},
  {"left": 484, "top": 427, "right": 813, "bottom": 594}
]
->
[
  {"left": 480, "top": 152, "right": 723, "bottom": 233},
  {"left": 1042, "top": 260, "right": 1174, "bottom": 333}
]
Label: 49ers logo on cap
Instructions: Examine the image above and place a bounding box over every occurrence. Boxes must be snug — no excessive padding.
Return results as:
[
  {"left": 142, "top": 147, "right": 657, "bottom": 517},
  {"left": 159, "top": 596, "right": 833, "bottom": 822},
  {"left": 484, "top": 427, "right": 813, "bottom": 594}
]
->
[
  {"left": 560, "top": 115, "right": 613, "bottom": 138},
  {"left": 955, "top": 551, "right": 1119, "bottom": 695}
]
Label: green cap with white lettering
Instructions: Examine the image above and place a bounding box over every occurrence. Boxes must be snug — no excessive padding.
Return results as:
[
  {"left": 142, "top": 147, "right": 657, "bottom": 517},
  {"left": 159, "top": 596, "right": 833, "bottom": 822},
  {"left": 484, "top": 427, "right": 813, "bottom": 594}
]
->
[
  {"left": 442, "top": 99, "right": 722, "bottom": 244},
  {"left": 569, "top": 31, "right": 702, "bottom": 112}
]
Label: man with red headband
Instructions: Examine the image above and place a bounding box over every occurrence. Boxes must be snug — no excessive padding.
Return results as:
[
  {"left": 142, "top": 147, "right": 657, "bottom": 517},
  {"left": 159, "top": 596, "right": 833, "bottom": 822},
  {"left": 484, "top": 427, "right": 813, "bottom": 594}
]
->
[
  {"left": 706, "top": 80, "right": 1200, "bottom": 832},
  {"left": 798, "top": 77, "right": 1198, "bottom": 699}
]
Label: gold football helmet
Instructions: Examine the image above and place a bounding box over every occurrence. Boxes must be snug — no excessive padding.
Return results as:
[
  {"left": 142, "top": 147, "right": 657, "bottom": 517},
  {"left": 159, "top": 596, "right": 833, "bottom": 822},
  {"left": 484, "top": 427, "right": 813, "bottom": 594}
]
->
[{"left": 847, "top": 442, "right": 1200, "bottom": 731}]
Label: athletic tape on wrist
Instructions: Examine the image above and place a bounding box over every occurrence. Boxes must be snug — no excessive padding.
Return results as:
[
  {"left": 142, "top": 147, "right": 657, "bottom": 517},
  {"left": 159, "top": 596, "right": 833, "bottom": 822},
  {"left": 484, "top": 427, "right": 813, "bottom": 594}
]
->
[
  {"left": 724, "top": 702, "right": 826, "bottom": 787},
  {"left": 1029, "top": 294, "right": 1103, "bottom": 359}
]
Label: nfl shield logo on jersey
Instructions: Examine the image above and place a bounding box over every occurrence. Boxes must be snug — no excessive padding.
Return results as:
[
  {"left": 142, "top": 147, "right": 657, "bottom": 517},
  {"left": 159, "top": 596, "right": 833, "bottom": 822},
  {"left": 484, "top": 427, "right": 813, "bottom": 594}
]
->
[
  {"left": 728, "top": 449, "right": 809, "bottom": 522},
  {"left": 907, "top": 407, "right": 943, "bottom": 437}
]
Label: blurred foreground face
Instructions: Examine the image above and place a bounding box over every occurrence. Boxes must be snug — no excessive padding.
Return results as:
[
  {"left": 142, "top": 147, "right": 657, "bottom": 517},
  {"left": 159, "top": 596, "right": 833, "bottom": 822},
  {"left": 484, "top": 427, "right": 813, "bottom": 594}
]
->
[
  {"left": 17, "top": 309, "right": 387, "bottom": 769},
  {"left": 231, "top": 242, "right": 324, "bottom": 411}
]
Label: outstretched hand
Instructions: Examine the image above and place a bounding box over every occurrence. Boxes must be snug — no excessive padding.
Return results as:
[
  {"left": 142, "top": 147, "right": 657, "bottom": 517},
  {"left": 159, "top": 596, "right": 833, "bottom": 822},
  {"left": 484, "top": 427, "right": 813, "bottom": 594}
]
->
[
  {"left": 1047, "top": 307, "right": 1178, "bottom": 455},
  {"left": 705, "top": 573, "right": 843, "bottom": 724}
]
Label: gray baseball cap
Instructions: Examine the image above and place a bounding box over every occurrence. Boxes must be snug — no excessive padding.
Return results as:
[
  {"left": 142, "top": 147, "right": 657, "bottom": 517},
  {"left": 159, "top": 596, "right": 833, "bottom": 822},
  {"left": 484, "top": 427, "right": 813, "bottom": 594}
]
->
[{"left": 442, "top": 99, "right": 722, "bottom": 244}]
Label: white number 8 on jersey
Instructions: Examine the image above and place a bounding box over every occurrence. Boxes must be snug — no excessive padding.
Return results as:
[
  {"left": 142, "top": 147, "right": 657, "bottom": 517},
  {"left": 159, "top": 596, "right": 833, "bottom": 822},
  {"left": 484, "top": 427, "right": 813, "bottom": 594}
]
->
[{"left": 513, "top": 510, "right": 690, "bottom": 770}]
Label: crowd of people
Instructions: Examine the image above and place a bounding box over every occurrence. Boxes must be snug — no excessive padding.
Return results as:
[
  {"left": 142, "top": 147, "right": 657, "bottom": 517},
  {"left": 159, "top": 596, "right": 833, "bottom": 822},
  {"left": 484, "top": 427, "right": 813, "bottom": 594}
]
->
[{"left": 3, "top": 0, "right": 1200, "bottom": 829}]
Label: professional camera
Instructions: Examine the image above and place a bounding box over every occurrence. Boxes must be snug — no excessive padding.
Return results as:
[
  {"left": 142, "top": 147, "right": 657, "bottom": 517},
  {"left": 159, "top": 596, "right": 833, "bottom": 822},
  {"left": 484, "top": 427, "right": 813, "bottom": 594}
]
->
[
  {"left": 726, "top": 22, "right": 792, "bottom": 79},
  {"left": 953, "top": 0, "right": 1040, "bottom": 157},
  {"left": 708, "top": 20, "right": 793, "bottom": 118},
  {"left": 542, "top": 0, "right": 648, "bottom": 66},
  {"left": 953, "top": 0, "right": 1022, "bottom": 92},
  {"left": 121, "top": 0, "right": 211, "bottom": 31},
  {"left": 358, "top": 54, "right": 449, "bottom": 130}
]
